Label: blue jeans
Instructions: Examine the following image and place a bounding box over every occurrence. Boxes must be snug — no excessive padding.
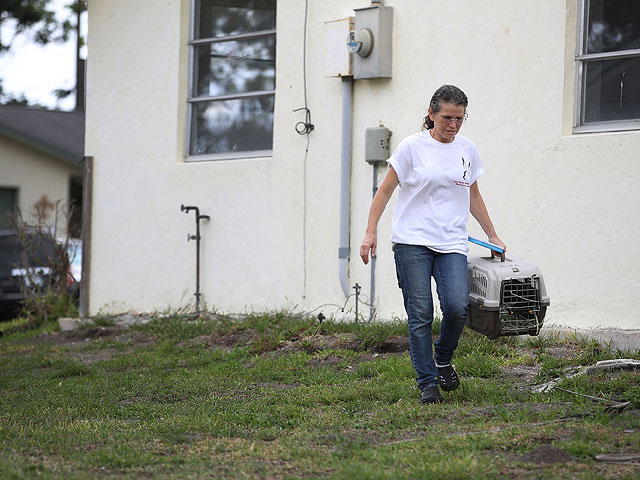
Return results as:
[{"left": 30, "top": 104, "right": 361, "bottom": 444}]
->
[{"left": 394, "top": 244, "right": 469, "bottom": 391}]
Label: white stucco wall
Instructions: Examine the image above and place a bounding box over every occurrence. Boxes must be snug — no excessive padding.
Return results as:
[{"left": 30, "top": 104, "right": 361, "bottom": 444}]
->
[
  {"left": 0, "top": 135, "right": 80, "bottom": 226},
  {"left": 86, "top": 0, "right": 640, "bottom": 330}
]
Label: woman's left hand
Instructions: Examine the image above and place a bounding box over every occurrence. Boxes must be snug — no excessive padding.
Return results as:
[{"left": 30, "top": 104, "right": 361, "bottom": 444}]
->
[{"left": 488, "top": 235, "right": 506, "bottom": 255}]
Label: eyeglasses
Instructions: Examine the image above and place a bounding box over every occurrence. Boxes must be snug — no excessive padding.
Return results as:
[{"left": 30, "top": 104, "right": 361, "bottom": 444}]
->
[{"left": 438, "top": 114, "right": 466, "bottom": 125}]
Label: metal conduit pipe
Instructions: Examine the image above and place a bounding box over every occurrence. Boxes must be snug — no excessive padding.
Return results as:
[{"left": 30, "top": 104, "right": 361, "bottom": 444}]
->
[
  {"left": 338, "top": 76, "right": 354, "bottom": 297},
  {"left": 369, "top": 164, "right": 379, "bottom": 321}
]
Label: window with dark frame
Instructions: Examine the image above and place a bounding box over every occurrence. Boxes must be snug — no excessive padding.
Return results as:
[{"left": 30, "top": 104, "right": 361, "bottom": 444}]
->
[
  {"left": 576, "top": 0, "right": 640, "bottom": 130},
  {"left": 0, "top": 188, "right": 18, "bottom": 230},
  {"left": 188, "top": 0, "right": 276, "bottom": 158}
]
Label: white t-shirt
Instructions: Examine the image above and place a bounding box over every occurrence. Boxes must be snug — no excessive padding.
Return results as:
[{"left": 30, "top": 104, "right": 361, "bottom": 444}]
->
[{"left": 387, "top": 131, "right": 485, "bottom": 255}]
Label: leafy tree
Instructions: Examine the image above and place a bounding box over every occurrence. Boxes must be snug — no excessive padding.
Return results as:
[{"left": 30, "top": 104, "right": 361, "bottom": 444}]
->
[
  {"left": 0, "top": 0, "right": 87, "bottom": 106},
  {"left": 0, "top": 0, "right": 86, "bottom": 51}
]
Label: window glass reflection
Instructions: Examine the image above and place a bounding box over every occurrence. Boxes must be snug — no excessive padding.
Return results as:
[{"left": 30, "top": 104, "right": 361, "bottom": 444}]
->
[
  {"left": 194, "top": 36, "right": 275, "bottom": 97},
  {"left": 190, "top": 96, "right": 274, "bottom": 155},
  {"left": 583, "top": 57, "right": 640, "bottom": 123},
  {"left": 197, "top": 0, "right": 276, "bottom": 39},
  {"left": 587, "top": 0, "right": 640, "bottom": 54}
]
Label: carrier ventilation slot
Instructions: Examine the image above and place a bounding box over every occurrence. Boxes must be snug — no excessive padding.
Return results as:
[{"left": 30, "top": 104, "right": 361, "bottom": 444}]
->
[{"left": 470, "top": 270, "right": 488, "bottom": 297}]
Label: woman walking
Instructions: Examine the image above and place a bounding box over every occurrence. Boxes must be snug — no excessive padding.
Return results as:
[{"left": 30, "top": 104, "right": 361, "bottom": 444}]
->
[{"left": 360, "top": 85, "right": 506, "bottom": 404}]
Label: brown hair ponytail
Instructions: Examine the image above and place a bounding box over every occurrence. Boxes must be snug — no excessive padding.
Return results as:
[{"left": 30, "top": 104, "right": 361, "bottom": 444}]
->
[{"left": 421, "top": 84, "right": 469, "bottom": 130}]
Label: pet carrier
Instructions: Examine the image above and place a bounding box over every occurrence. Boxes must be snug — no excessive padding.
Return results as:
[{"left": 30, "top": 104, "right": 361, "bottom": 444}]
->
[{"left": 466, "top": 237, "right": 550, "bottom": 340}]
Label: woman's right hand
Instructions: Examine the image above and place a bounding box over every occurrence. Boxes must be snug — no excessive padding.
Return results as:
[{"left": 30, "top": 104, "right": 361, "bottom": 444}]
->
[
  {"left": 360, "top": 232, "right": 377, "bottom": 265},
  {"left": 358, "top": 167, "right": 399, "bottom": 266}
]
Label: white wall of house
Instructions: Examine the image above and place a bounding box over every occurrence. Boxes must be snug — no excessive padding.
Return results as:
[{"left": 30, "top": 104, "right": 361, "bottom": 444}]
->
[
  {"left": 86, "top": 0, "right": 640, "bottom": 329},
  {"left": 0, "top": 136, "right": 80, "bottom": 225}
]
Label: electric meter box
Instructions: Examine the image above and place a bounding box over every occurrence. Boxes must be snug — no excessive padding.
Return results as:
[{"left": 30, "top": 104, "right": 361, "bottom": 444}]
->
[
  {"left": 365, "top": 126, "right": 391, "bottom": 164},
  {"left": 353, "top": 5, "right": 393, "bottom": 79}
]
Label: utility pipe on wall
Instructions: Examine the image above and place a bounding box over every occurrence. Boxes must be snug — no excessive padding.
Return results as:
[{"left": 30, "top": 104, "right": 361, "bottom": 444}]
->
[
  {"left": 338, "top": 76, "right": 354, "bottom": 297},
  {"left": 369, "top": 164, "right": 379, "bottom": 321}
]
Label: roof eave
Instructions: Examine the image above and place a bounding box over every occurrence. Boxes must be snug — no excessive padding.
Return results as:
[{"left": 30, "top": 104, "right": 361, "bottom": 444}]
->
[{"left": 0, "top": 124, "right": 83, "bottom": 169}]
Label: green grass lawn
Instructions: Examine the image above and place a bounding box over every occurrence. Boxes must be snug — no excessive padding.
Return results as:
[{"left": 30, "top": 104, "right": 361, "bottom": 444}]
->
[{"left": 1, "top": 312, "right": 639, "bottom": 479}]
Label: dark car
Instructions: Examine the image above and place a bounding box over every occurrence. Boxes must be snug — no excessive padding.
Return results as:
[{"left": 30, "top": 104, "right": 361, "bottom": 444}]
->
[{"left": 0, "top": 229, "right": 59, "bottom": 316}]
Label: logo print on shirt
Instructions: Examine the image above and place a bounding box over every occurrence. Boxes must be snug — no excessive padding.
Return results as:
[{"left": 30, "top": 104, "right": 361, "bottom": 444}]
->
[{"left": 461, "top": 157, "right": 470, "bottom": 181}]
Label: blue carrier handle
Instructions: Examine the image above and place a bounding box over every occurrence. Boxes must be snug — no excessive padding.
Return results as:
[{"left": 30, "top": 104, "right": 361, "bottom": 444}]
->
[{"left": 468, "top": 236, "right": 505, "bottom": 262}]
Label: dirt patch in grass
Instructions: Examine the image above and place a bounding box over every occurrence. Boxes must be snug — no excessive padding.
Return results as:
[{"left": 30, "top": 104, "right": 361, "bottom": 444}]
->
[
  {"left": 277, "top": 332, "right": 363, "bottom": 353},
  {"left": 278, "top": 333, "right": 410, "bottom": 355},
  {"left": 522, "top": 445, "right": 575, "bottom": 463},
  {"left": 31, "top": 326, "right": 155, "bottom": 364},
  {"left": 370, "top": 336, "right": 411, "bottom": 353},
  {"left": 306, "top": 354, "right": 345, "bottom": 368},
  {"left": 353, "top": 351, "right": 405, "bottom": 362},
  {"left": 492, "top": 446, "right": 640, "bottom": 479},
  {"left": 33, "top": 326, "right": 153, "bottom": 347},
  {"left": 188, "top": 330, "right": 410, "bottom": 356},
  {"left": 491, "top": 445, "right": 576, "bottom": 464},
  {"left": 35, "top": 326, "right": 125, "bottom": 345},
  {"left": 187, "top": 330, "right": 260, "bottom": 350},
  {"left": 304, "top": 351, "right": 406, "bottom": 371},
  {"left": 544, "top": 344, "right": 583, "bottom": 359},
  {"left": 500, "top": 363, "right": 542, "bottom": 385}
]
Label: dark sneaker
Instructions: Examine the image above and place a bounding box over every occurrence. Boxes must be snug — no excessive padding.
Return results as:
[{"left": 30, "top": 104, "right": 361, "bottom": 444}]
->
[
  {"left": 420, "top": 385, "right": 443, "bottom": 404},
  {"left": 437, "top": 364, "right": 460, "bottom": 392}
]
